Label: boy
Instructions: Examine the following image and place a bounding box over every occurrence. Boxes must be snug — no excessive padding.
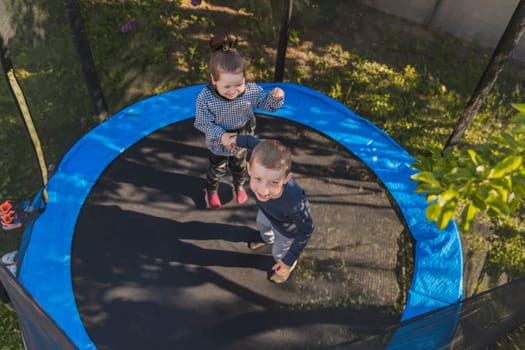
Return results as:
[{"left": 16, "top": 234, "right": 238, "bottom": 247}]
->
[{"left": 223, "top": 132, "right": 314, "bottom": 283}]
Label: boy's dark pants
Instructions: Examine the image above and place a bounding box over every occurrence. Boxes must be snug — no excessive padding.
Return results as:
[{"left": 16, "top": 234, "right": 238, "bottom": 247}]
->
[{"left": 206, "top": 150, "right": 247, "bottom": 193}]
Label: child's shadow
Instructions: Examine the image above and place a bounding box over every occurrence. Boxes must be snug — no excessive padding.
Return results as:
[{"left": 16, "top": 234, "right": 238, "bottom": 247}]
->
[
  {"left": 74, "top": 204, "right": 272, "bottom": 275},
  {"left": 165, "top": 172, "right": 237, "bottom": 209}
]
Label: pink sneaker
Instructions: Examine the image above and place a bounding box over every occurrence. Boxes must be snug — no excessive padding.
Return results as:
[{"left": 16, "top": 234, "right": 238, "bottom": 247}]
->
[
  {"left": 0, "top": 200, "right": 13, "bottom": 215},
  {"left": 207, "top": 193, "right": 222, "bottom": 209},
  {"left": 236, "top": 189, "right": 248, "bottom": 204}
]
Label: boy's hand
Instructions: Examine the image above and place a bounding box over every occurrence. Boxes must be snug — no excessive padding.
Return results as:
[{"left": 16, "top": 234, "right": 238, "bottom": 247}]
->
[
  {"left": 272, "top": 260, "right": 291, "bottom": 276},
  {"left": 269, "top": 87, "right": 284, "bottom": 99},
  {"left": 221, "top": 132, "right": 238, "bottom": 150}
]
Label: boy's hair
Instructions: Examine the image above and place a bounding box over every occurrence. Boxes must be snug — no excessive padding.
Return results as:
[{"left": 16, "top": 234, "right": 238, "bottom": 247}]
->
[
  {"left": 250, "top": 140, "right": 292, "bottom": 175},
  {"left": 209, "top": 33, "right": 248, "bottom": 81}
]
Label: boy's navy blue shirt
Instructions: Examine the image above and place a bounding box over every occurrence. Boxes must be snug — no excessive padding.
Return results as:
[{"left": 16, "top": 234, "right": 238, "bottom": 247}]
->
[{"left": 237, "top": 135, "right": 314, "bottom": 266}]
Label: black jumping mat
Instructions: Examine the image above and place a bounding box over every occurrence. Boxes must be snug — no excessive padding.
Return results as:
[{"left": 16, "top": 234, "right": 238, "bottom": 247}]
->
[{"left": 72, "top": 115, "right": 407, "bottom": 350}]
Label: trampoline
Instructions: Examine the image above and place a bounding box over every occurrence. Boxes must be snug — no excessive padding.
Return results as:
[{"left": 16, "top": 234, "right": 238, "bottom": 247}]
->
[{"left": 16, "top": 83, "right": 463, "bottom": 349}]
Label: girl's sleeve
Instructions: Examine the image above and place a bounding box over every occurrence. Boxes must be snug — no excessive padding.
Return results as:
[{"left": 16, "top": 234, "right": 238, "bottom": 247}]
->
[
  {"left": 194, "top": 93, "right": 225, "bottom": 144},
  {"left": 255, "top": 86, "right": 284, "bottom": 112}
]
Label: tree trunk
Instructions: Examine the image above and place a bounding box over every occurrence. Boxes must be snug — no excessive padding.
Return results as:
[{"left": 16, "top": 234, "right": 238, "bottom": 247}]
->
[{"left": 445, "top": 1, "right": 525, "bottom": 148}]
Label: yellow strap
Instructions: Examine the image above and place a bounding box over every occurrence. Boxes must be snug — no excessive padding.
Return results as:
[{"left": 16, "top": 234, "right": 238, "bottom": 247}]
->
[{"left": 6, "top": 68, "right": 48, "bottom": 203}]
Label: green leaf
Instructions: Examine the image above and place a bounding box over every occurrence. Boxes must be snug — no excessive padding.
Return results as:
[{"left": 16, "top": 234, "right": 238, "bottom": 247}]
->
[
  {"left": 412, "top": 156, "right": 433, "bottom": 171},
  {"left": 437, "top": 200, "right": 456, "bottom": 230},
  {"left": 466, "top": 149, "right": 481, "bottom": 166},
  {"left": 490, "top": 155, "right": 523, "bottom": 179},
  {"left": 511, "top": 103, "right": 525, "bottom": 115},
  {"left": 447, "top": 167, "right": 473, "bottom": 181},
  {"left": 486, "top": 192, "right": 510, "bottom": 216},
  {"left": 509, "top": 194, "right": 522, "bottom": 212},
  {"left": 427, "top": 194, "right": 438, "bottom": 203},
  {"left": 498, "top": 131, "right": 518, "bottom": 148},
  {"left": 426, "top": 201, "right": 441, "bottom": 222},
  {"left": 471, "top": 193, "right": 487, "bottom": 210},
  {"left": 410, "top": 171, "right": 441, "bottom": 185},
  {"left": 438, "top": 187, "right": 457, "bottom": 206},
  {"left": 415, "top": 183, "right": 445, "bottom": 195},
  {"left": 512, "top": 180, "right": 525, "bottom": 198},
  {"left": 513, "top": 124, "right": 525, "bottom": 134},
  {"left": 476, "top": 145, "right": 493, "bottom": 163},
  {"left": 460, "top": 202, "right": 480, "bottom": 232}
]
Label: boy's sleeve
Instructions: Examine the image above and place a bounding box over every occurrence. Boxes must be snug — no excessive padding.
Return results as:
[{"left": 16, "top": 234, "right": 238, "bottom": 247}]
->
[
  {"left": 194, "top": 93, "right": 225, "bottom": 143},
  {"left": 236, "top": 134, "right": 262, "bottom": 150},
  {"left": 281, "top": 201, "right": 314, "bottom": 267}
]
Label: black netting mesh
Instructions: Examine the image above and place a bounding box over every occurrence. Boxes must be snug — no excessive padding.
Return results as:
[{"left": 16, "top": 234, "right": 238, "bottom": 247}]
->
[
  {"left": 0, "top": 265, "right": 77, "bottom": 349},
  {"left": 0, "top": 0, "right": 98, "bottom": 199},
  {"left": 344, "top": 277, "right": 525, "bottom": 349}
]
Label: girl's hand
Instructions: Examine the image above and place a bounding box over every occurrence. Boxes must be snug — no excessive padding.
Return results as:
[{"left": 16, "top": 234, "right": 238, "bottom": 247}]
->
[
  {"left": 270, "top": 87, "right": 284, "bottom": 99},
  {"left": 221, "top": 132, "right": 238, "bottom": 149}
]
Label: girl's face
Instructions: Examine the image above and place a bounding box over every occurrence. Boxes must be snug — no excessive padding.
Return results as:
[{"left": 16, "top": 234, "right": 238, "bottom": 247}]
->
[
  {"left": 212, "top": 71, "right": 245, "bottom": 100},
  {"left": 247, "top": 159, "right": 292, "bottom": 202}
]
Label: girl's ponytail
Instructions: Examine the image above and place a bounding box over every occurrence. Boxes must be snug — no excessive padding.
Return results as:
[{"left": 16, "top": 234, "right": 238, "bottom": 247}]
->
[
  {"left": 209, "top": 33, "right": 241, "bottom": 52},
  {"left": 208, "top": 33, "right": 248, "bottom": 81}
]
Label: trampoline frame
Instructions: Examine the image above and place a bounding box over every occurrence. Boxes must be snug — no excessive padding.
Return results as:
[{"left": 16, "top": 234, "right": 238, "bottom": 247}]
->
[{"left": 17, "top": 83, "right": 463, "bottom": 349}]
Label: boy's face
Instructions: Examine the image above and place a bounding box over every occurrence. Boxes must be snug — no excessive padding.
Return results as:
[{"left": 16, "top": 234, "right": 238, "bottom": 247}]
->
[
  {"left": 247, "top": 159, "right": 292, "bottom": 202},
  {"left": 211, "top": 71, "right": 245, "bottom": 100}
]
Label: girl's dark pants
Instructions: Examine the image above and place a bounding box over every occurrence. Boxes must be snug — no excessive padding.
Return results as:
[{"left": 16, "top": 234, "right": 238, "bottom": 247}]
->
[{"left": 206, "top": 123, "right": 252, "bottom": 193}]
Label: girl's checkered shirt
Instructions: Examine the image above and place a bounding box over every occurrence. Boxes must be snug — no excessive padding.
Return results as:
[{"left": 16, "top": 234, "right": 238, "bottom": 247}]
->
[{"left": 194, "top": 82, "right": 284, "bottom": 155}]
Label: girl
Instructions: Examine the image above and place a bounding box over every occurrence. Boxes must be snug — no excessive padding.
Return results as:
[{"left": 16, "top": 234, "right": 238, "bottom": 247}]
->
[{"left": 194, "top": 33, "right": 285, "bottom": 209}]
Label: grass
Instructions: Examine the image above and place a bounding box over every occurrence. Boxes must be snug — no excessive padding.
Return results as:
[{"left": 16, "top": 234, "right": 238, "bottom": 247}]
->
[{"left": 0, "top": 0, "right": 524, "bottom": 348}]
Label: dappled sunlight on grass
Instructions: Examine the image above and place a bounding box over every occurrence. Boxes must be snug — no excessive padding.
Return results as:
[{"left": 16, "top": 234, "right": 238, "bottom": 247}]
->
[
  {"left": 180, "top": 0, "right": 255, "bottom": 17},
  {"left": 289, "top": 46, "right": 470, "bottom": 153}
]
